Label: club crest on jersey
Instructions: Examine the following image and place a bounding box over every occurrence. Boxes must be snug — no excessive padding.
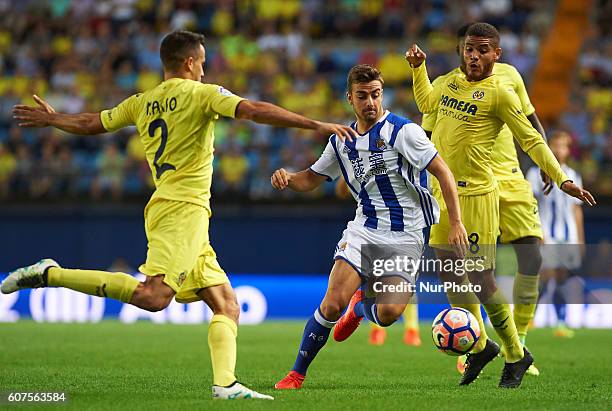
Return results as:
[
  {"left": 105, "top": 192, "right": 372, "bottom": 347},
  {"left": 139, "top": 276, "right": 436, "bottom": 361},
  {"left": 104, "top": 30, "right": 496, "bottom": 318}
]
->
[
  {"left": 472, "top": 90, "right": 485, "bottom": 100},
  {"left": 375, "top": 138, "right": 387, "bottom": 150}
]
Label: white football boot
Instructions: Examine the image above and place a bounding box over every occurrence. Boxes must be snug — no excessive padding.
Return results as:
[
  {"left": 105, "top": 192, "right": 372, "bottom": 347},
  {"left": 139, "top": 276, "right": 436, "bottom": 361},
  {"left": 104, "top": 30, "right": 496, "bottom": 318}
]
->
[
  {"left": 1, "top": 258, "right": 59, "bottom": 294},
  {"left": 212, "top": 382, "right": 274, "bottom": 400}
]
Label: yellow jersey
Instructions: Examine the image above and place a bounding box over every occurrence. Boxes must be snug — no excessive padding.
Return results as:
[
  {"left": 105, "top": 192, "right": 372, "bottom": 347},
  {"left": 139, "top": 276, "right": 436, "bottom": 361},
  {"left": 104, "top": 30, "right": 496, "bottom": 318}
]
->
[
  {"left": 412, "top": 62, "right": 568, "bottom": 196},
  {"left": 421, "top": 63, "right": 535, "bottom": 182},
  {"left": 101, "top": 78, "right": 245, "bottom": 213}
]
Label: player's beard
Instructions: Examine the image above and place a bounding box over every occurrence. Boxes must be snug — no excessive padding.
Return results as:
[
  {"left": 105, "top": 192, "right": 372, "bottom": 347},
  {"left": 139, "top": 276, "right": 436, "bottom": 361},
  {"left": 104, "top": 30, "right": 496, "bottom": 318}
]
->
[{"left": 362, "top": 107, "right": 378, "bottom": 122}]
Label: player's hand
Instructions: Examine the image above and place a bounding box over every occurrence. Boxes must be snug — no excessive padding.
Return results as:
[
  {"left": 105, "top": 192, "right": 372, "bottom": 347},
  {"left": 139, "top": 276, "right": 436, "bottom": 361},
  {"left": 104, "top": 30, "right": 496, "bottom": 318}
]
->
[
  {"left": 405, "top": 44, "right": 427, "bottom": 68},
  {"left": 448, "top": 220, "right": 469, "bottom": 258},
  {"left": 540, "top": 170, "right": 553, "bottom": 195},
  {"left": 316, "top": 122, "right": 357, "bottom": 143},
  {"left": 13, "top": 95, "right": 55, "bottom": 128},
  {"left": 271, "top": 168, "right": 292, "bottom": 190},
  {"left": 560, "top": 181, "right": 596, "bottom": 206}
]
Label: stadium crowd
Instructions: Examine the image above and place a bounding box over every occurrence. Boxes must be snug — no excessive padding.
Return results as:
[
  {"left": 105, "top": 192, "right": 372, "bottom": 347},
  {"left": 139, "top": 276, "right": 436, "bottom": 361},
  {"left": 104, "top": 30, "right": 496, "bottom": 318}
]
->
[{"left": 0, "top": 0, "right": 609, "bottom": 202}]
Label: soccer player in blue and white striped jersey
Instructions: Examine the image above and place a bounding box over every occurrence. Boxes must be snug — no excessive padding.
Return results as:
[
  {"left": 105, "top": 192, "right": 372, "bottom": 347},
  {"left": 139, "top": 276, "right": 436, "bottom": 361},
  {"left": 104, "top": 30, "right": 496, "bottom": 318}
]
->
[
  {"left": 526, "top": 131, "right": 585, "bottom": 338},
  {"left": 271, "top": 64, "right": 468, "bottom": 389}
]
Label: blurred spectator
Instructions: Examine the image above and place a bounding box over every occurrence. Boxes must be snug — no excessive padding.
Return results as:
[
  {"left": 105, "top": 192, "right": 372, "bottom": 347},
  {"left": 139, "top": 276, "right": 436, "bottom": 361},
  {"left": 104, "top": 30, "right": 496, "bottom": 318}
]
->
[
  {"left": 0, "top": 0, "right": 608, "bottom": 203},
  {"left": 217, "top": 144, "right": 249, "bottom": 196},
  {"left": 0, "top": 142, "right": 15, "bottom": 199},
  {"left": 91, "top": 143, "right": 126, "bottom": 200}
]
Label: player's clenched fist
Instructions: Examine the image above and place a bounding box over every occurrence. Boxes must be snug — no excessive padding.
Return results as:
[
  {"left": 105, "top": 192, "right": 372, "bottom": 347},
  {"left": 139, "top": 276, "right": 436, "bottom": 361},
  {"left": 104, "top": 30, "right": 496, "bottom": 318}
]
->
[
  {"left": 271, "top": 168, "right": 293, "bottom": 190},
  {"left": 405, "top": 44, "right": 427, "bottom": 67}
]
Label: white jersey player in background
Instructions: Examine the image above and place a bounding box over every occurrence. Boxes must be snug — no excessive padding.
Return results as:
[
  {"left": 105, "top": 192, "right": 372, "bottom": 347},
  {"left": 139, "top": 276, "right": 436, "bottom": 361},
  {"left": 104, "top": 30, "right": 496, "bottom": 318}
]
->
[
  {"left": 527, "top": 131, "right": 585, "bottom": 338},
  {"left": 270, "top": 64, "right": 468, "bottom": 390}
]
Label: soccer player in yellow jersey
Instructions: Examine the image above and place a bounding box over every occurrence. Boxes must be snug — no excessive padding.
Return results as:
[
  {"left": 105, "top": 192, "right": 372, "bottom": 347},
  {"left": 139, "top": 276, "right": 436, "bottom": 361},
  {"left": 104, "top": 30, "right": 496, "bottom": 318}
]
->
[
  {"left": 2, "top": 30, "right": 358, "bottom": 400},
  {"left": 420, "top": 24, "right": 551, "bottom": 377},
  {"left": 406, "top": 22, "right": 595, "bottom": 388}
]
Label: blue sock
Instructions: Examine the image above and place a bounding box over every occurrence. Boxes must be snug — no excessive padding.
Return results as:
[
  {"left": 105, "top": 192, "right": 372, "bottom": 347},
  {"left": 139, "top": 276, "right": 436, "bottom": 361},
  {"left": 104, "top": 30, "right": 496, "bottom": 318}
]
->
[
  {"left": 353, "top": 298, "right": 382, "bottom": 326},
  {"left": 553, "top": 285, "right": 567, "bottom": 324},
  {"left": 292, "top": 307, "right": 336, "bottom": 375}
]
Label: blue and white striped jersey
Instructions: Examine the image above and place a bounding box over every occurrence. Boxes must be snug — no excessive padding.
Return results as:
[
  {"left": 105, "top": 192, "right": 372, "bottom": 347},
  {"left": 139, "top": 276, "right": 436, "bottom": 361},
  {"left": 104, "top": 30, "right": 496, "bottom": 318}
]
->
[
  {"left": 310, "top": 111, "right": 440, "bottom": 232},
  {"left": 527, "top": 165, "right": 582, "bottom": 244}
]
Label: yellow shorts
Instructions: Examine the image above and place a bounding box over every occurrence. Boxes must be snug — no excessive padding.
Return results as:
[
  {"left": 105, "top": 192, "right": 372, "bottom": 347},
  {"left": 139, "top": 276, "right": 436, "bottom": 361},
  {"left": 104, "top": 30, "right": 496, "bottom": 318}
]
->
[
  {"left": 430, "top": 188, "right": 499, "bottom": 270},
  {"left": 139, "top": 198, "right": 229, "bottom": 304},
  {"left": 498, "top": 179, "right": 543, "bottom": 243}
]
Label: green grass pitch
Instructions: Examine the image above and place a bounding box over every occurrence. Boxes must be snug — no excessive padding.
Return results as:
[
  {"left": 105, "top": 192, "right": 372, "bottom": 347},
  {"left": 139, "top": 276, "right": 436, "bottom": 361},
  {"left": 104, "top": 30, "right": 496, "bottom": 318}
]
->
[{"left": 1, "top": 321, "right": 610, "bottom": 410}]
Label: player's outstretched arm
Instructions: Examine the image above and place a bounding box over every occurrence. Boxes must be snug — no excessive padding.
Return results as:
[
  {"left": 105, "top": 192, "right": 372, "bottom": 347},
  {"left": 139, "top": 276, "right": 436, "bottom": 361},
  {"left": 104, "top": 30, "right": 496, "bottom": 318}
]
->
[
  {"left": 13, "top": 95, "right": 106, "bottom": 135},
  {"left": 426, "top": 155, "right": 468, "bottom": 257},
  {"left": 235, "top": 100, "right": 356, "bottom": 142},
  {"left": 271, "top": 168, "right": 326, "bottom": 192},
  {"left": 497, "top": 90, "right": 596, "bottom": 206},
  {"left": 526, "top": 112, "right": 554, "bottom": 194},
  {"left": 405, "top": 44, "right": 440, "bottom": 114}
]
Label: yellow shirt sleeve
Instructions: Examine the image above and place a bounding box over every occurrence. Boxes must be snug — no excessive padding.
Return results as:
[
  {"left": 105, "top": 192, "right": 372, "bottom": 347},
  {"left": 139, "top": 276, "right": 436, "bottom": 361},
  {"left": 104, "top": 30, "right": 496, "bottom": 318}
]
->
[
  {"left": 201, "top": 84, "right": 245, "bottom": 119},
  {"left": 420, "top": 75, "right": 444, "bottom": 131},
  {"left": 100, "top": 94, "right": 139, "bottom": 132},
  {"left": 507, "top": 65, "right": 535, "bottom": 116},
  {"left": 495, "top": 87, "right": 569, "bottom": 186},
  {"left": 410, "top": 62, "right": 441, "bottom": 114}
]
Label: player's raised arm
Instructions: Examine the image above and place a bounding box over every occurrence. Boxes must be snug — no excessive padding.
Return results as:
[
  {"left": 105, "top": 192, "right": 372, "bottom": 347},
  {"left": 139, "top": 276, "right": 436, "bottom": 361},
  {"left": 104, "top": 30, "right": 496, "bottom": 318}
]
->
[
  {"left": 405, "top": 44, "right": 441, "bottom": 114},
  {"left": 496, "top": 88, "right": 596, "bottom": 206},
  {"left": 13, "top": 95, "right": 106, "bottom": 135},
  {"left": 271, "top": 168, "right": 327, "bottom": 192},
  {"left": 235, "top": 100, "right": 356, "bottom": 142}
]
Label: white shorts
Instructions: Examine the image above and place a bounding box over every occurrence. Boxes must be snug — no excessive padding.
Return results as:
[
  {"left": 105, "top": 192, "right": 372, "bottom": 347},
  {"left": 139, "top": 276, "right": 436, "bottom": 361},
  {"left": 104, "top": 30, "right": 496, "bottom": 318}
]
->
[
  {"left": 541, "top": 242, "right": 582, "bottom": 271},
  {"left": 333, "top": 220, "right": 424, "bottom": 282}
]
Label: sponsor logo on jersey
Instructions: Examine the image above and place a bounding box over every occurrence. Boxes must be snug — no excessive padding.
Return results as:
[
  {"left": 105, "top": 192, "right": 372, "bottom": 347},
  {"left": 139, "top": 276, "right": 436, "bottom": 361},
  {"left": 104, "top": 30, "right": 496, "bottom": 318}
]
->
[
  {"left": 458, "top": 181, "right": 467, "bottom": 187},
  {"left": 440, "top": 95, "right": 478, "bottom": 115},
  {"left": 448, "top": 82, "right": 459, "bottom": 91},
  {"left": 472, "top": 90, "right": 485, "bottom": 100},
  {"left": 343, "top": 145, "right": 352, "bottom": 154}
]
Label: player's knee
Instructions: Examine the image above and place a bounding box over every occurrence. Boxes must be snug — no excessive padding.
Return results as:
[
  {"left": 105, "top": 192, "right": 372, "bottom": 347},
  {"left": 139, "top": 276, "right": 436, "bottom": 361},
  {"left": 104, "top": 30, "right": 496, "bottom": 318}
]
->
[
  {"left": 376, "top": 305, "right": 404, "bottom": 326},
  {"left": 513, "top": 237, "right": 542, "bottom": 275},
  {"left": 319, "top": 300, "right": 344, "bottom": 322},
  {"left": 138, "top": 284, "right": 173, "bottom": 312}
]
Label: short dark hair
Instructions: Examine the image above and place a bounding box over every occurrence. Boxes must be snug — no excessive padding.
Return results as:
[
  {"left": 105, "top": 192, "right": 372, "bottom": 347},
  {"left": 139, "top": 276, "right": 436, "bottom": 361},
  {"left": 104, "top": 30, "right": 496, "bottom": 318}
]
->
[
  {"left": 457, "top": 23, "right": 472, "bottom": 39},
  {"left": 465, "top": 23, "right": 500, "bottom": 47},
  {"left": 347, "top": 64, "right": 384, "bottom": 92},
  {"left": 160, "top": 30, "right": 205, "bottom": 72}
]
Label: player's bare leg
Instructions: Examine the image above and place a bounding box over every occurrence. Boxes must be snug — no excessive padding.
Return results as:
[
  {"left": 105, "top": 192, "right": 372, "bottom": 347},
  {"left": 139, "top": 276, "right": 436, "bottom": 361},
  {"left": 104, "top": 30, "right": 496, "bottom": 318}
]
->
[
  {"left": 198, "top": 283, "right": 273, "bottom": 400},
  {"left": 276, "top": 259, "right": 361, "bottom": 389},
  {"left": 336, "top": 275, "right": 412, "bottom": 341}
]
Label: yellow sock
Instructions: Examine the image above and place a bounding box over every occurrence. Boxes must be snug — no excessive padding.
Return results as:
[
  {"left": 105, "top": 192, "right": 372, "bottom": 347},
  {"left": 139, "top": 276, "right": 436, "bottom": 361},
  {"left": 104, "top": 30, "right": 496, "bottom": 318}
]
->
[
  {"left": 446, "top": 277, "right": 488, "bottom": 353},
  {"left": 47, "top": 267, "right": 139, "bottom": 302},
  {"left": 483, "top": 288, "right": 523, "bottom": 362},
  {"left": 403, "top": 304, "right": 419, "bottom": 330},
  {"left": 208, "top": 314, "right": 238, "bottom": 387},
  {"left": 513, "top": 273, "right": 539, "bottom": 341}
]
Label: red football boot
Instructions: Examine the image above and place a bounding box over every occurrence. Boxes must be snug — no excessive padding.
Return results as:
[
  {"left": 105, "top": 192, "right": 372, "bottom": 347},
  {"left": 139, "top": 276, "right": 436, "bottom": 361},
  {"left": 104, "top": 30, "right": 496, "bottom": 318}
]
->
[
  {"left": 274, "top": 371, "right": 305, "bottom": 390},
  {"left": 369, "top": 327, "right": 387, "bottom": 346},
  {"left": 333, "top": 289, "right": 365, "bottom": 342},
  {"left": 403, "top": 328, "right": 422, "bottom": 346}
]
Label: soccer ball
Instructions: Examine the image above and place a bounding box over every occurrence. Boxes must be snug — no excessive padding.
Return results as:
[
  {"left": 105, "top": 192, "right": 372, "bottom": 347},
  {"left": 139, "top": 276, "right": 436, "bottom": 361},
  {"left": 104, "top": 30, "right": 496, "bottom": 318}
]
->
[{"left": 431, "top": 307, "right": 480, "bottom": 356}]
